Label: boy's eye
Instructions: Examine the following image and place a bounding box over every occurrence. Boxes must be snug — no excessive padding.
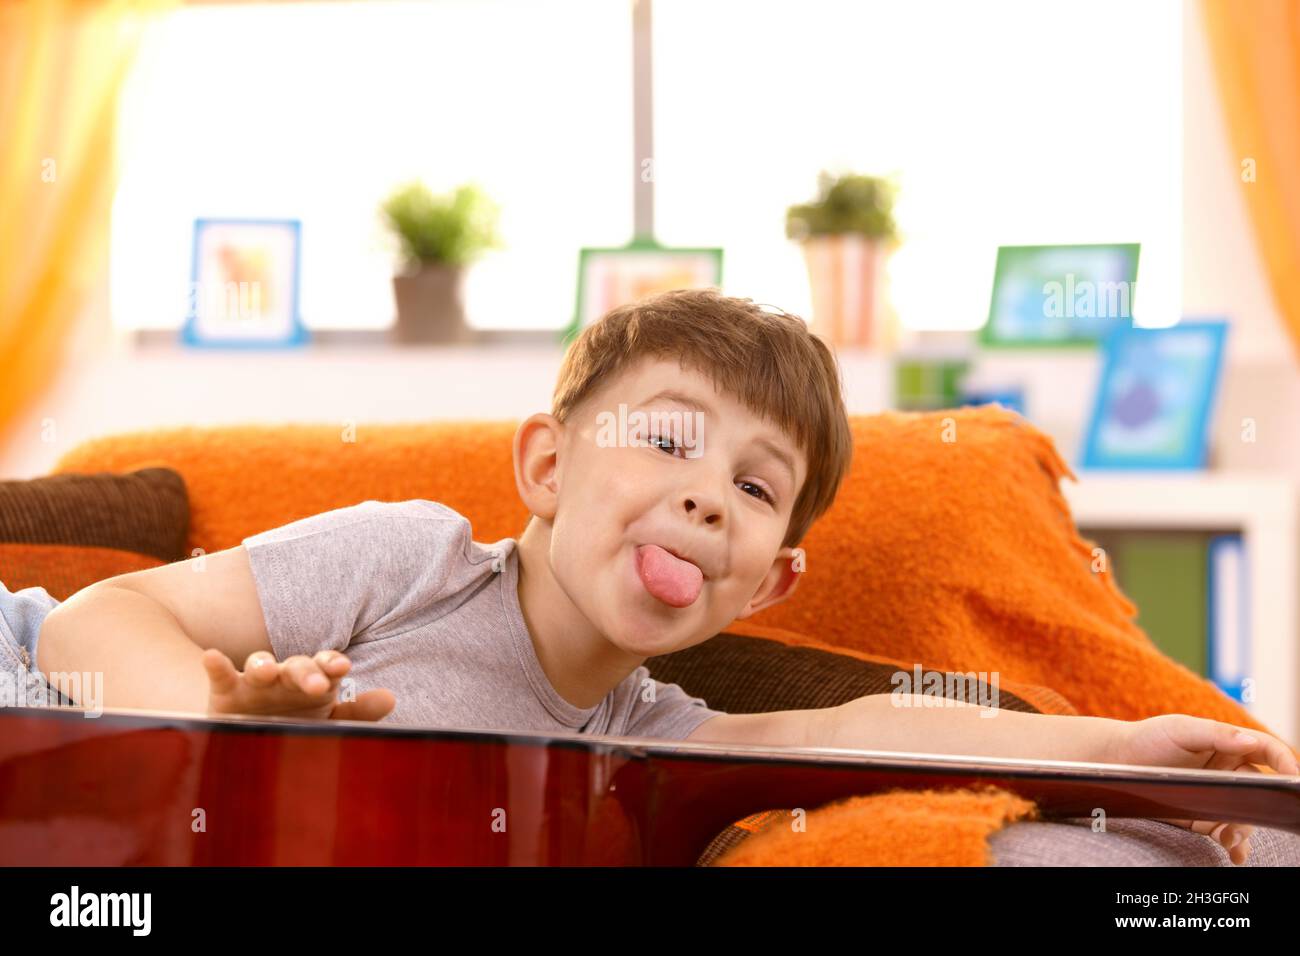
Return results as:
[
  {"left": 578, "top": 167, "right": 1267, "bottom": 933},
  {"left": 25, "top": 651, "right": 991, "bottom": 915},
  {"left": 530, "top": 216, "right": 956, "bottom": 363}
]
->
[
  {"left": 739, "top": 480, "right": 775, "bottom": 505},
  {"left": 648, "top": 433, "right": 689, "bottom": 457}
]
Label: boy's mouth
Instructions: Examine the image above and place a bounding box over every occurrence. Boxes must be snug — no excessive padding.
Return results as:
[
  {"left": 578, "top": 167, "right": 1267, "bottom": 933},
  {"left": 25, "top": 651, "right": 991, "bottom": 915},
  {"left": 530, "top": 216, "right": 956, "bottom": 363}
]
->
[{"left": 634, "top": 543, "right": 704, "bottom": 608}]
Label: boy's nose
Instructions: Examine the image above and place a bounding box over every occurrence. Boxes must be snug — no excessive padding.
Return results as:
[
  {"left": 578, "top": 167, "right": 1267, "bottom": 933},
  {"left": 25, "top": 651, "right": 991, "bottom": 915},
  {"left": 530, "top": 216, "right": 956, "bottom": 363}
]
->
[{"left": 683, "top": 495, "right": 722, "bottom": 526}]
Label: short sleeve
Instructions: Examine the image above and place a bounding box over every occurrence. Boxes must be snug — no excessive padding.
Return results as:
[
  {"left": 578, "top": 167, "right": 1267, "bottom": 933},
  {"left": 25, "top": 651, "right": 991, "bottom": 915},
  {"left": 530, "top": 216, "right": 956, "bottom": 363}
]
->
[
  {"left": 619, "top": 667, "right": 726, "bottom": 740},
  {"left": 241, "top": 499, "right": 479, "bottom": 661}
]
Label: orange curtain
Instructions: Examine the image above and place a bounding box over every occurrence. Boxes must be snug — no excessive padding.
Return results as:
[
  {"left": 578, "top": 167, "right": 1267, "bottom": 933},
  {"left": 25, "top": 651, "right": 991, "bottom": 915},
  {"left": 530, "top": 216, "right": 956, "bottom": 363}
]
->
[
  {"left": 1200, "top": 0, "right": 1300, "bottom": 365},
  {"left": 0, "top": 0, "right": 179, "bottom": 458}
]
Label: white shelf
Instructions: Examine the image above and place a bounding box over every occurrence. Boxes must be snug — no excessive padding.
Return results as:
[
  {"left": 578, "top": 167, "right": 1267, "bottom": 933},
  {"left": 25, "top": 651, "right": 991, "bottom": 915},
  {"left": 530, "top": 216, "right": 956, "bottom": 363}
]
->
[
  {"left": 1063, "top": 472, "right": 1296, "bottom": 528},
  {"left": 1063, "top": 472, "right": 1299, "bottom": 744}
]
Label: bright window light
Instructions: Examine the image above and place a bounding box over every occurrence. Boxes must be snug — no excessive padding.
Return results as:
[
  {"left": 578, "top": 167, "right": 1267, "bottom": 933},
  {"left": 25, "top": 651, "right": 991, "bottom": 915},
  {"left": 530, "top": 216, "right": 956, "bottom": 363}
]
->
[
  {"left": 111, "top": 0, "right": 1181, "bottom": 333},
  {"left": 652, "top": 0, "right": 1182, "bottom": 330},
  {"left": 111, "top": 0, "right": 633, "bottom": 331}
]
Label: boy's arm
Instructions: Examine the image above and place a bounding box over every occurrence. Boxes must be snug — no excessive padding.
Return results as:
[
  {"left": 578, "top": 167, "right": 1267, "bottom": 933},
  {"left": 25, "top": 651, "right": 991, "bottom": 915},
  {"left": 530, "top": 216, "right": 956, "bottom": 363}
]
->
[
  {"left": 817, "top": 693, "right": 1118, "bottom": 762},
  {"left": 686, "top": 693, "right": 1119, "bottom": 764},
  {"left": 38, "top": 500, "right": 465, "bottom": 717},
  {"left": 36, "top": 545, "right": 275, "bottom": 714},
  {"left": 684, "top": 709, "right": 826, "bottom": 748}
]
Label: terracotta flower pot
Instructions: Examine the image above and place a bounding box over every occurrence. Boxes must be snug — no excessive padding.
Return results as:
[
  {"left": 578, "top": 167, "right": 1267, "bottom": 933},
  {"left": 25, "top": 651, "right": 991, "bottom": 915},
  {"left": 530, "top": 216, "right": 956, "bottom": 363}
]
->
[
  {"left": 800, "top": 233, "right": 896, "bottom": 350},
  {"left": 391, "top": 264, "right": 473, "bottom": 344}
]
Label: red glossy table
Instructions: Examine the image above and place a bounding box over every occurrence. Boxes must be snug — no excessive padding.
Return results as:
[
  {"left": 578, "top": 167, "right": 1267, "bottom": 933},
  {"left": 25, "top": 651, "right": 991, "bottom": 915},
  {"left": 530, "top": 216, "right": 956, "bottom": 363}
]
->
[{"left": 2, "top": 706, "right": 1297, "bottom": 865}]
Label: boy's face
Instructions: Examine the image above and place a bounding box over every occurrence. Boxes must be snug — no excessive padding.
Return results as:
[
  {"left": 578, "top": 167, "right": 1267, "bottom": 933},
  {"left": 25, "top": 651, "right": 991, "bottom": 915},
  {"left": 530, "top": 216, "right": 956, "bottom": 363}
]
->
[{"left": 517, "top": 356, "right": 807, "bottom": 659}]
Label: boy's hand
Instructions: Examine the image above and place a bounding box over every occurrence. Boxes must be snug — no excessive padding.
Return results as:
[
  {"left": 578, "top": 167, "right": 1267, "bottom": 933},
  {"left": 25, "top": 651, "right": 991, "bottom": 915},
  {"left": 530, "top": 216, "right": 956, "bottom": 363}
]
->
[
  {"left": 1107, "top": 714, "right": 1300, "bottom": 864},
  {"left": 201, "top": 648, "right": 396, "bottom": 723}
]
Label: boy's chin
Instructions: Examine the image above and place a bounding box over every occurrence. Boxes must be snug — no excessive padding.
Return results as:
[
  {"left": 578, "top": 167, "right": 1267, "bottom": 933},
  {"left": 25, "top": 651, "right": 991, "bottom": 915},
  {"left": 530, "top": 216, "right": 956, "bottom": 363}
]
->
[{"left": 605, "top": 620, "right": 707, "bottom": 659}]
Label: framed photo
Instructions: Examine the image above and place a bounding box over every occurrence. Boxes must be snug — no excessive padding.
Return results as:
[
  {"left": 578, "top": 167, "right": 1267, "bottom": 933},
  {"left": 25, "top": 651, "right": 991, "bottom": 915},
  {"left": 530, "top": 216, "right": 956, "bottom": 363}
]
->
[
  {"left": 980, "top": 243, "right": 1140, "bottom": 349},
  {"left": 1079, "top": 320, "right": 1228, "bottom": 470},
  {"left": 562, "top": 238, "right": 723, "bottom": 344},
  {"left": 183, "top": 218, "right": 308, "bottom": 348}
]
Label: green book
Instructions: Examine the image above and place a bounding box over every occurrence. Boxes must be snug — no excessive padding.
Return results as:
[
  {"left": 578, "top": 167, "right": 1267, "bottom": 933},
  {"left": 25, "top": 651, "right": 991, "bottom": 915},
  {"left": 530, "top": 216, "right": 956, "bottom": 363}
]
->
[
  {"left": 1111, "top": 534, "right": 1209, "bottom": 676},
  {"left": 893, "top": 359, "right": 969, "bottom": 410}
]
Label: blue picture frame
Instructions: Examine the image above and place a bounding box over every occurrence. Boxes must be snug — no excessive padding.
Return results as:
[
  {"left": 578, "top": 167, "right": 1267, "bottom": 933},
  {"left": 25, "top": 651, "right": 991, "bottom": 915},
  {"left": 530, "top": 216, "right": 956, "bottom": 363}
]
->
[
  {"left": 1079, "top": 320, "right": 1228, "bottom": 470},
  {"left": 182, "top": 218, "right": 308, "bottom": 349}
]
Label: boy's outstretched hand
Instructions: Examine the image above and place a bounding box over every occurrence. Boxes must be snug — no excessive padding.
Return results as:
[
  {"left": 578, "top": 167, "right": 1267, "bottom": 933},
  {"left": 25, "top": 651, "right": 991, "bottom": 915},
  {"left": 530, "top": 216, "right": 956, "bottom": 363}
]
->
[
  {"left": 202, "top": 648, "right": 397, "bottom": 723},
  {"left": 1108, "top": 714, "right": 1300, "bottom": 865}
]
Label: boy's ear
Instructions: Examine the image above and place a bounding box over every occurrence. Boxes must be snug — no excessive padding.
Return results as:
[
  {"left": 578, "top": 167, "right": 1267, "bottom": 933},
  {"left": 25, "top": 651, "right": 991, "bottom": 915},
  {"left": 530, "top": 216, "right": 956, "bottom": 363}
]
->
[
  {"left": 513, "top": 413, "right": 563, "bottom": 520},
  {"left": 734, "top": 546, "right": 805, "bottom": 620}
]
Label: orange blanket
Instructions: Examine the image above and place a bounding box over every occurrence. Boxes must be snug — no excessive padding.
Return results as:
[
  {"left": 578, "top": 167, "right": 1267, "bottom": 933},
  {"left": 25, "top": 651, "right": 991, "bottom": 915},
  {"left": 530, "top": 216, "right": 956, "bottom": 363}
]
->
[
  {"left": 53, "top": 406, "right": 1294, "bottom": 866},
  {"left": 710, "top": 406, "right": 1294, "bottom": 865}
]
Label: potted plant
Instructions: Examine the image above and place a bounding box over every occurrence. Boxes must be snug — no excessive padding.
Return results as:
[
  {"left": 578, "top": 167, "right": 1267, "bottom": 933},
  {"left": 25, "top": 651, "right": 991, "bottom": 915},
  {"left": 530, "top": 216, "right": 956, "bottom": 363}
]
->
[
  {"left": 380, "top": 181, "right": 503, "bottom": 344},
  {"left": 786, "top": 170, "right": 900, "bottom": 350}
]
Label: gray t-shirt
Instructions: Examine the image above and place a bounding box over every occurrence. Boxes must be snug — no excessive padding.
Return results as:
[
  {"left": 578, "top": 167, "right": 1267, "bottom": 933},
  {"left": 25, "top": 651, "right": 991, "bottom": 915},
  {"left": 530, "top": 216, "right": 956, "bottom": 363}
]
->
[{"left": 241, "top": 499, "right": 725, "bottom": 740}]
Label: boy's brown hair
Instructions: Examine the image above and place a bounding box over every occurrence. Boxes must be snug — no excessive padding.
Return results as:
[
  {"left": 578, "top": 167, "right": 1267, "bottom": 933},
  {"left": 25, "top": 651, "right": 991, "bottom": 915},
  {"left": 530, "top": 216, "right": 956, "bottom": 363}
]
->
[{"left": 551, "top": 287, "right": 853, "bottom": 549}]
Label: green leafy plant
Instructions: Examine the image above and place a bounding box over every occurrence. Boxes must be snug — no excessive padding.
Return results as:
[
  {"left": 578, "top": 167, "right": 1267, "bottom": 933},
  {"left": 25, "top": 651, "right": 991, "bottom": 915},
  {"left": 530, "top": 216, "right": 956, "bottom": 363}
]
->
[
  {"left": 785, "top": 170, "right": 899, "bottom": 243},
  {"left": 380, "top": 181, "right": 503, "bottom": 271}
]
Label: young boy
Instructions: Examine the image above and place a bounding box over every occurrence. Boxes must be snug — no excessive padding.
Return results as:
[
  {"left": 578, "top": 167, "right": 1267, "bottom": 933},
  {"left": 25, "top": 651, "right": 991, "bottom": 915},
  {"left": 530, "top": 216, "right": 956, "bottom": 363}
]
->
[{"left": 33, "top": 288, "right": 1297, "bottom": 863}]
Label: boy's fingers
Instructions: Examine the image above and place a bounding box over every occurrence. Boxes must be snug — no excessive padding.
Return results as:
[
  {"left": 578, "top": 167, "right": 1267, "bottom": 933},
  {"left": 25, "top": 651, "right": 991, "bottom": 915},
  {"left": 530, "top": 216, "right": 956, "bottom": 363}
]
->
[
  {"left": 330, "top": 689, "right": 396, "bottom": 723},
  {"left": 1233, "top": 837, "right": 1253, "bottom": 865},
  {"left": 282, "top": 654, "right": 329, "bottom": 696},
  {"left": 1191, "top": 820, "right": 1255, "bottom": 862},
  {"left": 1254, "top": 736, "right": 1298, "bottom": 775},
  {"left": 280, "top": 658, "right": 330, "bottom": 697},
  {"left": 1213, "top": 724, "right": 1299, "bottom": 775},
  {"left": 1215, "top": 823, "right": 1253, "bottom": 864},
  {"left": 314, "top": 650, "right": 350, "bottom": 676},
  {"left": 201, "top": 649, "right": 240, "bottom": 695},
  {"left": 243, "top": 651, "right": 280, "bottom": 686},
  {"left": 1234, "top": 825, "right": 1256, "bottom": 856},
  {"left": 1156, "top": 817, "right": 1254, "bottom": 858}
]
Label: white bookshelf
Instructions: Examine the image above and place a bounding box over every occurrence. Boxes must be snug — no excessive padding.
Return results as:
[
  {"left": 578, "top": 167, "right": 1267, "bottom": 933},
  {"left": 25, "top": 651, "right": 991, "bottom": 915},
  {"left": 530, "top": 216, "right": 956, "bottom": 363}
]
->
[{"left": 1062, "top": 473, "right": 1299, "bottom": 742}]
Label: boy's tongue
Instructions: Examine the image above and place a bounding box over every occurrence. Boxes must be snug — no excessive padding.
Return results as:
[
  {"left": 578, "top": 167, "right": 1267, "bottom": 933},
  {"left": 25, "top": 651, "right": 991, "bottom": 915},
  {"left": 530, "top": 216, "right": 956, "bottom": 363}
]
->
[{"left": 636, "top": 544, "right": 703, "bottom": 608}]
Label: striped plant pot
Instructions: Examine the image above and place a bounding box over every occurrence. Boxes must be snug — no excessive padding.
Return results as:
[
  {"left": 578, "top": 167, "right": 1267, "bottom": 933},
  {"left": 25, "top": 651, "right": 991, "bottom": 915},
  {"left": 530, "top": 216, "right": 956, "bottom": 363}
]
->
[{"left": 800, "top": 233, "right": 894, "bottom": 350}]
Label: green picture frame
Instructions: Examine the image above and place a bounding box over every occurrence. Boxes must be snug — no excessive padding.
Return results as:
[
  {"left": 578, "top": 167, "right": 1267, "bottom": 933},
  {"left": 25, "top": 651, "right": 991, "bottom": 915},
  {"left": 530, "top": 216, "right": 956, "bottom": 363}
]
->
[
  {"left": 979, "top": 243, "right": 1141, "bottom": 349},
  {"left": 561, "top": 237, "right": 723, "bottom": 346}
]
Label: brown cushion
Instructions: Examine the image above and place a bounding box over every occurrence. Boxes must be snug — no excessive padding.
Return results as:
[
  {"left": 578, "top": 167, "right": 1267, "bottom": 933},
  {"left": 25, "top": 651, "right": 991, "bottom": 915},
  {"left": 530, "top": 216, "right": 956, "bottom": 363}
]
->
[
  {"left": 645, "top": 631, "right": 1055, "bottom": 867},
  {"left": 646, "top": 631, "right": 1051, "bottom": 716},
  {"left": 0, "top": 468, "right": 190, "bottom": 599}
]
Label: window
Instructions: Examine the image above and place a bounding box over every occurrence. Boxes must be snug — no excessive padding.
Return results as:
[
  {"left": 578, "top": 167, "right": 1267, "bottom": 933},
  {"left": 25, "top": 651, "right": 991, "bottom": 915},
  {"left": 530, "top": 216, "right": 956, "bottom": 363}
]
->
[
  {"left": 652, "top": 0, "right": 1182, "bottom": 330},
  {"left": 111, "top": 0, "right": 633, "bottom": 331},
  {"left": 112, "top": 0, "right": 1181, "bottom": 334}
]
